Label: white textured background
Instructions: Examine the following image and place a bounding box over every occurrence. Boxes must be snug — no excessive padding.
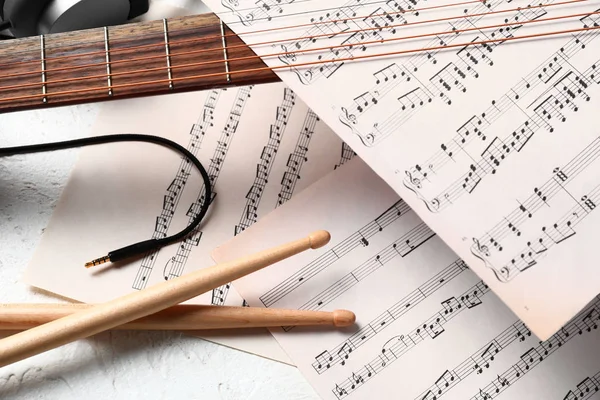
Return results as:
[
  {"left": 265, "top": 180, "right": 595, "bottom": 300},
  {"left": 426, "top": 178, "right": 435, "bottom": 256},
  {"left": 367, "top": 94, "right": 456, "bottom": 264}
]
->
[{"left": 0, "top": 1, "right": 318, "bottom": 398}]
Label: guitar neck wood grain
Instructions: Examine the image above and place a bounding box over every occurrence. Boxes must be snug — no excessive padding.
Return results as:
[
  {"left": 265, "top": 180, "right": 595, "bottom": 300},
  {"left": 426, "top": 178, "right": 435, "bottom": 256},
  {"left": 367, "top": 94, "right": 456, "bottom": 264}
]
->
[{"left": 0, "top": 13, "right": 280, "bottom": 113}]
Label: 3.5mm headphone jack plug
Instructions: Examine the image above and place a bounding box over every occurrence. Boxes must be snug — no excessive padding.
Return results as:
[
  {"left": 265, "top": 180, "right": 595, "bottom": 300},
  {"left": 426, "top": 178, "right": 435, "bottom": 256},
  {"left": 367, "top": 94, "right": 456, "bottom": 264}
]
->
[
  {"left": 85, "top": 256, "right": 111, "bottom": 268},
  {"left": 84, "top": 239, "right": 161, "bottom": 268}
]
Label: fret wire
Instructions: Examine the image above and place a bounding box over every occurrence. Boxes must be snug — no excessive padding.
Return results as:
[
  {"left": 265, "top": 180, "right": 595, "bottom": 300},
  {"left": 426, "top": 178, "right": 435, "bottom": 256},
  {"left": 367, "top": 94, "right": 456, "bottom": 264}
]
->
[
  {"left": 0, "top": 0, "right": 486, "bottom": 69},
  {"left": 0, "top": 23, "right": 598, "bottom": 105},
  {"left": 0, "top": 6, "right": 593, "bottom": 94},
  {"left": 163, "top": 18, "right": 174, "bottom": 90},
  {"left": 40, "top": 35, "right": 47, "bottom": 104},
  {"left": 0, "top": 0, "right": 583, "bottom": 83},
  {"left": 220, "top": 19, "right": 231, "bottom": 83},
  {"left": 104, "top": 27, "right": 113, "bottom": 96}
]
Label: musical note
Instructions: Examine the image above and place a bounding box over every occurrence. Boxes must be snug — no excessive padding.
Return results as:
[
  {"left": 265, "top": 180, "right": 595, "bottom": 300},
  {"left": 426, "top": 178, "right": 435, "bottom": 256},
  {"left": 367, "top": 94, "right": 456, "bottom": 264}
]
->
[
  {"left": 429, "top": 62, "right": 467, "bottom": 105},
  {"left": 480, "top": 341, "right": 501, "bottom": 370},
  {"left": 260, "top": 199, "right": 411, "bottom": 308},
  {"left": 315, "top": 350, "right": 334, "bottom": 371},
  {"left": 334, "top": 384, "right": 348, "bottom": 398},
  {"left": 456, "top": 116, "right": 486, "bottom": 144},
  {"left": 456, "top": 36, "right": 494, "bottom": 78},
  {"left": 480, "top": 137, "right": 509, "bottom": 173},
  {"left": 462, "top": 164, "right": 482, "bottom": 193},
  {"left": 433, "top": 370, "right": 458, "bottom": 395},
  {"left": 199, "top": 2, "right": 600, "bottom": 400},
  {"left": 440, "top": 297, "right": 460, "bottom": 315},
  {"left": 581, "top": 309, "right": 600, "bottom": 332},
  {"left": 460, "top": 283, "right": 485, "bottom": 308},
  {"left": 338, "top": 343, "right": 353, "bottom": 366},
  {"left": 478, "top": 388, "right": 492, "bottom": 400},
  {"left": 350, "top": 372, "right": 364, "bottom": 389},
  {"left": 311, "top": 259, "right": 467, "bottom": 374},
  {"left": 132, "top": 90, "right": 223, "bottom": 289},
  {"left": 495, "top": 374, "right": 510, "bottom": 391}
]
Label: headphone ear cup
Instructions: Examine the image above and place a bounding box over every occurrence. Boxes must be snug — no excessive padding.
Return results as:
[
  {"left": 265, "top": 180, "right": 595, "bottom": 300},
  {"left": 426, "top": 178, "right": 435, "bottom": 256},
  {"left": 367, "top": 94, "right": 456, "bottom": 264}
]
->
[
  {"left": 3, "top": 0, "right": 149, "bottom": 38},
  {"left": 40, "top": 0, "right": 132, "bottom": 35},
  {"left": 128, "top": 0, "right": 149, "bottom": 19},
  {"left": 3, "top": 0, "right": 53, "bottom": 38}
]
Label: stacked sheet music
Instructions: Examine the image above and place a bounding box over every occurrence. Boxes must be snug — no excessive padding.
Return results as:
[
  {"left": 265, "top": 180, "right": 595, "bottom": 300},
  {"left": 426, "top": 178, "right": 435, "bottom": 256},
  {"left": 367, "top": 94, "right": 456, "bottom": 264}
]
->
[{"left": 25, "top": 0, "right": 600, "bottom": 398}]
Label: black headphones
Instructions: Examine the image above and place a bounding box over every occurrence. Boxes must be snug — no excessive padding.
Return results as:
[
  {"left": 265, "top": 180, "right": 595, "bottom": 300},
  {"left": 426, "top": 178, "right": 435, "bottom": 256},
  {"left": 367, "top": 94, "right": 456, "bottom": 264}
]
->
[{"left": 0, "top": 0, "right": 149, "bottom": 38}]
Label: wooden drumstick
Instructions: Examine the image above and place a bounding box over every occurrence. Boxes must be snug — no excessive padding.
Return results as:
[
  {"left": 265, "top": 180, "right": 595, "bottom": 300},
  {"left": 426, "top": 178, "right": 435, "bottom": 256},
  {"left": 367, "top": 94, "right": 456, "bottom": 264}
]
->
[
  {"left": 0, "top": 230, "right": 331, "bottom": 368},
  {"left": 0, "top": 304, "right": 355, "bottom": 331}
]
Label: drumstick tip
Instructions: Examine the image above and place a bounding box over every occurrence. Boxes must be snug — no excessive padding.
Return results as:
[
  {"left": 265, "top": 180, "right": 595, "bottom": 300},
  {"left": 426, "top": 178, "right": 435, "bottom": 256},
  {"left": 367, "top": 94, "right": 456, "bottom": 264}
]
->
[
  {"left": 308, "top": 230, "right": 331, "bottom": 249},
  {"left": 333, "top": 309, "right": 356, "bottom": 327}
]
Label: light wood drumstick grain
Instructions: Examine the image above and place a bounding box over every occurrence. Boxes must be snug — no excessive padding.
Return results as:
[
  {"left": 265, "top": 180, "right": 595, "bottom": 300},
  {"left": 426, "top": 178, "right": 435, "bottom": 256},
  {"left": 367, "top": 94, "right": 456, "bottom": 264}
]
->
[
  {"left": 0, "top": 230, "right": 331, "bottom": 368},
  {"left": 0, "top": 304, "right": 355, "bottom": 330}
]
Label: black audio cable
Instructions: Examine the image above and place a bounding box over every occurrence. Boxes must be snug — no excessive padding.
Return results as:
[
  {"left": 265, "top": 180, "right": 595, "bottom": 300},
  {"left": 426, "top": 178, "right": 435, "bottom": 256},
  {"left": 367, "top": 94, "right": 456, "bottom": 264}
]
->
[{"left": 0, "top": 133, "right": 212, "bottom": 268}]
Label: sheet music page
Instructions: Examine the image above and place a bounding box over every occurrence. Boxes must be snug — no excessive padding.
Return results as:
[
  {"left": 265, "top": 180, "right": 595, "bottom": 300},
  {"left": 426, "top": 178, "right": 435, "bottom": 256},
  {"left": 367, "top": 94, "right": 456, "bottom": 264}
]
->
[
  {"left": 202, "top": 0, "right": 600, "bottom": 339},
  {"left": 212, "top": 157, "right": 600, "bottom": 400},
  {"left": 23, "top": 82, "right": 350, "bottom": 363}
]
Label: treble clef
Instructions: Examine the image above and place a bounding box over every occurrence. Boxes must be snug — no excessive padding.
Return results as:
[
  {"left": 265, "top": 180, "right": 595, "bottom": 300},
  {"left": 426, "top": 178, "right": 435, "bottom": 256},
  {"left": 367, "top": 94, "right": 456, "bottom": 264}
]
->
[
  {"left": 404, "top": 170, "right": 422, "bottom": 189},
  {"left": 277, "top": 44, "right": 297, "bottom": 63},
  {"left": 471, "top": 239, "right": 511, "bottom": 282},
  {"left": 277, "top": 50, "right": 313, "bottom": 84},
  {"left": 339, "top": 107, "right": 357, "bottom": 128},
  {"left": 471, "top": 238, "right": 491, "bottom": 257},
  {"left": 221, "top": 0, "right": 255, "bottom": 25},
  {"left": 402, "top": 176, "right": 441, "bottom": 213}
]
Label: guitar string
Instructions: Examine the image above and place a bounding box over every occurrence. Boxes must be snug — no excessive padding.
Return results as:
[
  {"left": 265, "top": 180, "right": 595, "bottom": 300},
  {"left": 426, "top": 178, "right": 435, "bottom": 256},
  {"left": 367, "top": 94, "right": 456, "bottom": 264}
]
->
[
  {"left": 0, "top": 0, "right": 577, "bottom": 84},
  {"left": 0, "top": 0, "right": 485, "bottom": 69},
  {"left": 0, "top": 23, "right": 598, "bottom": 105},
  {"left": 0, "top": 6, "right": 593, "bottom": 94},
  {"left": 203, "top": 0, "right": 486, "bottom": 39},
  {"left": 211, "top": 0, "right": 445, "bottom": 25},
  {"left": 0, "top": 0, "right": 587, "bottom": 88},
  {"left": 0, "top": 0, "right": 486, "bottom": 80}
]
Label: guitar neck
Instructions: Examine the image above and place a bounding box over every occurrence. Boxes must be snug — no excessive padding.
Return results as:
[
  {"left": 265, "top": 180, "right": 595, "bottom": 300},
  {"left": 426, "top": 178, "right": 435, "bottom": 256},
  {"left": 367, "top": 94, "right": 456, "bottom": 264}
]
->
[{"left": 0, "top": 13, "right": 280, "bottom": 113}]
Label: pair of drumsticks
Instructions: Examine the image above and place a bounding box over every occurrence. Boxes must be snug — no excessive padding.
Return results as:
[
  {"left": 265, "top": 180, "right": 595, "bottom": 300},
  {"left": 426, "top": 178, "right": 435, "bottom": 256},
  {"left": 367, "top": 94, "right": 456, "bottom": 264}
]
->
[{"left": 0, "top": 231, "right": 355, "bottom": 368}]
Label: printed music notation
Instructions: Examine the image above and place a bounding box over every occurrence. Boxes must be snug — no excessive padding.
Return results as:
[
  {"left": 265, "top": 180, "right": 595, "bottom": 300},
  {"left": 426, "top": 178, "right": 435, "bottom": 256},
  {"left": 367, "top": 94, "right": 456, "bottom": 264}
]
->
[
  {"left": 469, "top": 134, "right": 600, "bottom": 282},
  {"left": 334, "top": 142, "right": 356, "bottom": 170},
  {"left": 143, "top": 83, "right": 347, "bottom": 307},
  {"left": 160, "top": 86, "right": 252, "bottom": 288},
  {"left": 284, "top": 221, "right": 435, "bottom": 331},
  {"left": 259, "top": 199, "right": 411, "bottom": 308},
  {"left": 563, "top": 372, "right": 600, "bottom": 400},
  {"left": 333, "top": 280, "right": 492, "bottom": 398},
  {"left": 312, "top": 258, "right": 467, "bottom": 374},
  {"left": 121, "top": 84, "right": 342, "bottom": 306},
  {"left": 403, "top": 27, "right": 600, "bottom": 214},
  {"left": 277, "top": 109, "right": 321, "bottom": 205},
  {"left": 414, "top": 319, "right": 532, "bottom": 400},
  {"left": 207, "top": 0, "right": 600, "bottom": 337},
  {"left": 210, "top": 158, "right": 600, "bottom": 400},
  {"left": 25, "top": 82, "right": 347, "bottom": 362},
  {"left": 221, "top": 0, "right": 296, "bottom": 26},
  {"left": 235, "top": 87, "right": 296, "bottom": 234},
  {"left": 132, "top": 89, "right": 223, "bottom": 289},
  {"left": 225, "top": 0, "right": 445, "bottom": 89},
  {"left": 216, "top": 87, "right": 296, "bottom": 302},
  {"left": 338, "top": 0, "right": 556, "bottom": 146},
  {"left": 465, "top": 299, "right": 600, "bottom": 400}
]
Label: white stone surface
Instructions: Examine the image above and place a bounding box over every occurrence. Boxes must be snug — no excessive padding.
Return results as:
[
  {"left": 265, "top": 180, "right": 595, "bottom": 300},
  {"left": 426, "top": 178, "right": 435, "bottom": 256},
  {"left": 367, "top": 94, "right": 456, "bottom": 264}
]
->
[{"left": 0, "top": 1, "right": 318, "bottom": 398}]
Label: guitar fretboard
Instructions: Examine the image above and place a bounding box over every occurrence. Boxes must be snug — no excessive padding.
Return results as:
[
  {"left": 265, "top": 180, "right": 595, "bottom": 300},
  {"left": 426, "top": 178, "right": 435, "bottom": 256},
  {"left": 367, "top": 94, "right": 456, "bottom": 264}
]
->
[{"left": 0, "top": 13, "right": 278, "bottom": 113}]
